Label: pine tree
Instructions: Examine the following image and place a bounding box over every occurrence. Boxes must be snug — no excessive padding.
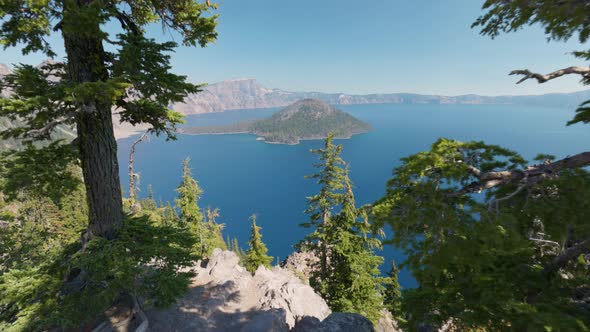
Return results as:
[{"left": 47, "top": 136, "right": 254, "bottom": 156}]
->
[
  {"left": 0, "top": 1, "right": 218, "bottom": 239},
  {"left": 231, "top": 237, "right": 246, "bottom": 260},
  {"left": 244, "top": 215, "right": 273, "bottom": 273},
  {"left": 141, "top": 184, "right": 158, "bottom": 211},
  {"left": 163, "top": 201, "right": 178, "bottom": 225},
  {"left": 301, "top": 133, "right": 346, "bottom": 279},
  {"left": 175, "top": 158, "right": 204, "bottom": 224},
  {"left": 383, "top": 260, "right": 403, "bottom": 321},
  {"left": 175, "top": 158, "right": 206, "bottom": 256},
  {"left": 302, "top": 135, "right": 387, "bottom": 324},
  {"left": 203, "top": 207, "right": 227, "bottom": 254}
]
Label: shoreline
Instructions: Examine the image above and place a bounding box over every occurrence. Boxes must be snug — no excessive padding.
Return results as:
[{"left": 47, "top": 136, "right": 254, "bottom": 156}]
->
[{"left": 178, "top": 130, "right": 368, "bottom": 145}]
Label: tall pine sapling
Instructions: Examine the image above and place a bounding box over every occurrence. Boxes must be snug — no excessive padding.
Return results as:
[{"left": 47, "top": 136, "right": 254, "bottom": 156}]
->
[
  {"left": 175, "top": 158, "right": 206, "bottom": 255},
  {"left": 383, "top": 260, "right": 404, "bottom": 322},
  {"left": 302, "top": 135, "right": 387, "bottom": 324},
  {"left": 301, "top": 133, "right": 346, "bottom": 279},
  {"left": 244, "top": 214, "right": 273, "bottom": 273}
]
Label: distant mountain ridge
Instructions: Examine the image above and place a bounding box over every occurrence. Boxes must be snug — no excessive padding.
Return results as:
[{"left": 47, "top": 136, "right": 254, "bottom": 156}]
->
[
  {"left": 2, "top": 61, "right": 590, "bottom": 145},
  {"left": 177, "top": 78, "right": 590, "bottom": 114}
]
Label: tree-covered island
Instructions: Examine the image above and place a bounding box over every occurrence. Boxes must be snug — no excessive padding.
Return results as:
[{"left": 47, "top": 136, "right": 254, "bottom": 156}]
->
[{"left": 181, "top": 99, "right": 371, "bottom": 144}]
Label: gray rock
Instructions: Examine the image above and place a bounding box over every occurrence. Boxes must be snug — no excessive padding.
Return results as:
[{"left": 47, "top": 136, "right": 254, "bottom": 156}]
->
[
  {"left": 242, "top": 309, "right": 289, "bottom": 332},
  {"left": 292, "top": 316, "right": 321, "bottom": 331},
  {"left": 281, "top": 250, "right": 319, "bottom": 281},
  {"left": 253, "top": 265, "right": 331, "bottom": 328},
  {"left": 145, "top": 249, "right": 330, "bottom": 332},
  {"left": 312, "top": 313, "right": 375, "bottom": 332}
]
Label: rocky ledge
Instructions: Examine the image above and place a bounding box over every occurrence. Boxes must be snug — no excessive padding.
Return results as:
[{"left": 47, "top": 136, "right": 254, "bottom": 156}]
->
[{"left": 94, "top": 249, "right": 399, "bottom": 331}]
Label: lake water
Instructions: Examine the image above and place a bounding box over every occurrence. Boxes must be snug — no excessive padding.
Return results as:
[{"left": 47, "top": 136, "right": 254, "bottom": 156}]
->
[{"left": 117, "top": 103, "right": 590, "bottom": 288}]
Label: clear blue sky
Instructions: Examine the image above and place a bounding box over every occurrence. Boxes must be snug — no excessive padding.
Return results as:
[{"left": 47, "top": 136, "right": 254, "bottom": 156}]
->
[{"left": 2, "top": 0, "right": 587, "bottom": 95}]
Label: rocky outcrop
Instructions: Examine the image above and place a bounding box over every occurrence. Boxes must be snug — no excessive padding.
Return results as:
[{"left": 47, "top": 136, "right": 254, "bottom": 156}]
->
[
  {"left": 281, "top": 250, "right": 319, "bottom": 281},
  {"left": 145, "top": 249, "right": 331, "bottom": 331}
]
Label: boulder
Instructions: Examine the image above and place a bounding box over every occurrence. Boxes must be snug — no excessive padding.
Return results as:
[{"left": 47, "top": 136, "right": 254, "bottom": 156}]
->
[{"left": 312, "top": 312, "right": 375, "bottom": 332}]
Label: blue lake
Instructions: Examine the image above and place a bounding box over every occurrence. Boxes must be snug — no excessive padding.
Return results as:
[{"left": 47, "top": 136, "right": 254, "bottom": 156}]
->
[{"left": 117, "top": 103, "right": 590, "bottom": 288}]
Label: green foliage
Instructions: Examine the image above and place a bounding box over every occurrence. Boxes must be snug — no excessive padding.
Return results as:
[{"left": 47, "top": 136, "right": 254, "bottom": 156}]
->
[
  {"left": 141, "top": 184, "right": 158, "bottom": 211},
  {"left": 373, "top": 138, "right": 590, "bottom": 331},
  {"left": 0, "top": 174, "right": 197, "bottom": 331},
  {"left": 383, "top": 260, "right": 404, "bottom": 323},
  {"left": 176, "top": 158, "right": 204, "bottom": 224},
  {"left": 0, "top": 216, "right": 197, "bottom": 331},
  {"left": 244, "top": 214, "right": 273, "bottom": 273},
  {"left": 0, "top": 142, "right": 81, "bottom": 202},
  {"left": 302, "top": 134, "right": 387, "bottom": 324},
  {"left": 474, "top": 0, "right": 590, "bottom": 45},
  {"left": 202, "top": 207, "right": 227, "bottom": 254},
  {"left": 231, "top": 237, "right": 247, "bottom": 260},
  {"left": 174, "top": 158, "right": 225, "bottom": 256},
  {"left": 0, "top": 1, "right": 217, "bottom": 56}
]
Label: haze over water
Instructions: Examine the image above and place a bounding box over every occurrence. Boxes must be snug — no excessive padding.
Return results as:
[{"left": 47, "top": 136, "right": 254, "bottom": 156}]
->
[{"left": 117, "top": 103, "right": 590, "bottom": 288}]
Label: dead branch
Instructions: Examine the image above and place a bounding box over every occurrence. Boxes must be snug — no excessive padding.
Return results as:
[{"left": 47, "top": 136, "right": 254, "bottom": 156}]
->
[
  {"left": 510, "top": 66, "right": 590, "bottom": 84},
  {"left": 128, "top": 131, "right": 150, "bottom": 209}
]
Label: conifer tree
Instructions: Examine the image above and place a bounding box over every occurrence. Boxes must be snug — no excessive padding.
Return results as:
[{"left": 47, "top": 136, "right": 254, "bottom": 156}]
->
[
  {"left": 244, "top": 214, "right": 273, "bottom": 273},
  {"left": 175, "top": 158, "right": 204, "bottom": 224},
  {"left": 202, "top": 207, "right": 227, "bottom": 254},
  {"left": 383, "top": 260, "right": 403, "bottom": 322},
  {"left": 302, "top": 135, "right": 387, "bottom": 324},
  {"left": 163, "top": 201, "right": 178, "bottom": 225},
  {"left": 0, "top": 1, "right": 218, "bottom": 240},
  {"left": 175, "top": 158, "right": 206, "bottom": 256},
  {"left": 301, "top": 133, "right": 346, "bottom": 278},
  {"left": 231, "top": 237, "right": 246, "bottom": 260},
  {"left": 141, "top": 184, "right": 157, "bottom": 211}
]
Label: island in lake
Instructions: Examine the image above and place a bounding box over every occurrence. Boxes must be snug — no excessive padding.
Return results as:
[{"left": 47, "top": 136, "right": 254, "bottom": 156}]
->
[{"left": 181, "top": 99, "right": 371, "bottom": 144}]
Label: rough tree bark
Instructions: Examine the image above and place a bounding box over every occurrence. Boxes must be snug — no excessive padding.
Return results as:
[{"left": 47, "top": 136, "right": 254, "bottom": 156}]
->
[{"left": 62, "top": 0, "right": 123, "bottom": 239}]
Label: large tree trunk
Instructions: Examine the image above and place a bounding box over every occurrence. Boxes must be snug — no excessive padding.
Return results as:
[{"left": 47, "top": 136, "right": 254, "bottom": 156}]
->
[{"left": 62, "top": 1, "right": 123, "bottom": 239}]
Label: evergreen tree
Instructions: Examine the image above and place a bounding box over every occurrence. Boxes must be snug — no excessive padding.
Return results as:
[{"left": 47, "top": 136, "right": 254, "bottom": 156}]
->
[
  {"left": 244, "top": 214, "right": 273, "bottom": 273},
  {"left": 176, "top": 158, "right": 204, "bottom": 224},
  {"left": 0, "top": 1, "right": 218, "bottom": 239},
  {"left": 301, "top": 133, "right": 346, "bottom": 279},
  {"left": 302, "top": 135, "right": 387, "bottom": 324},
  {"left": 163, "top": 201, "right": 179, "bottom": 225},
  {"left": 373, "top": 139, "right": 590, "bottom": 330},
  {"left": 175, "top": 158, "right": 206, "bottom": 255},
  {"left": 383, "top": 260, "right": 403, "bottom": 322},
  {"left": 231, "top": 237, "right": 246, "bottom": 260},
  {"left": 203, "top": 207, "right": 227, "bottom": 254},
  {"left": 141, "top": 184, "right": 158, "bottom": 211}
]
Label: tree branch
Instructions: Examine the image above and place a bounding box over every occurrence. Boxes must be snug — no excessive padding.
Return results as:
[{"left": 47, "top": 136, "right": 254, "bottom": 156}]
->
[
  {"left": 456, "top": 151, "right": 590, "bottom": 195},
  {"left": 27, "top": 114, "right": 75, "bottom": 139},
  {"left": 510, "top": 67, "right": 590, "bottom": 84},
  {"left": 543, "top": 238, "right": 590, "bottom": 276}
]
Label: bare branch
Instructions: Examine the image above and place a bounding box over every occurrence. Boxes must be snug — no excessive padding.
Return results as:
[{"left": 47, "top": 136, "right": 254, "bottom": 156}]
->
[
  {"left": 128, "top": 131, "right": 150, "bottom": 210},
  {"left": 510, "top": 66, "right": 590, "bottom": 84},
  {"left": 456, "top": 151, "right": 590, "bottom": 195},
  {"left": 27, "top": 113, "right": 75, "bottom": 139}
]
